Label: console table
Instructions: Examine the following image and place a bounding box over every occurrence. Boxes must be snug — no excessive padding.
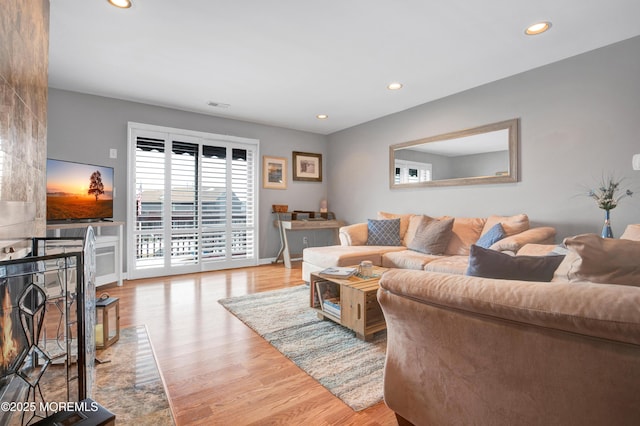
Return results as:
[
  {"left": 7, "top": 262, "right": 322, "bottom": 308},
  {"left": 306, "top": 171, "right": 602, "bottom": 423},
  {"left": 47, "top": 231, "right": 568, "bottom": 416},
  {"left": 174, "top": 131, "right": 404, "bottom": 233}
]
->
[
  {"left": 47, "top": 221, "right": 124, "bottom": 286},
  {"left": 273, "top": 211, "right": 344, "bottom": 268}
]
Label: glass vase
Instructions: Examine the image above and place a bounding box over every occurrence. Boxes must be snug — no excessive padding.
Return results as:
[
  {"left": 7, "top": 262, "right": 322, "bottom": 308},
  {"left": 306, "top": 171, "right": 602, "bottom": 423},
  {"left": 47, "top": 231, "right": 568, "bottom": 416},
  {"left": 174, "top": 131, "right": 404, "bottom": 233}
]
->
[{"left": 601, "top": 210, "right": 613, "bottom": 238}]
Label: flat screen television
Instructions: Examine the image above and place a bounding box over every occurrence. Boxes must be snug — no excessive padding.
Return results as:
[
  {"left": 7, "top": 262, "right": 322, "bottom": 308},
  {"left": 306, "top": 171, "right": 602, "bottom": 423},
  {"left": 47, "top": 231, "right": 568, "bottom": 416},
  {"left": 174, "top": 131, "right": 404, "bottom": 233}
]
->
[{"left": 46, "top": 158, "right": 114, "bottom": 222}]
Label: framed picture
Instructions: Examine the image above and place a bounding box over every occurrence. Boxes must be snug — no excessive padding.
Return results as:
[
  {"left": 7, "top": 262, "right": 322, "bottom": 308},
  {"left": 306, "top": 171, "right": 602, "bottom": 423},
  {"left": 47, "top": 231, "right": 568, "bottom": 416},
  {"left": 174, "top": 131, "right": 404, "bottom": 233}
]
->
[
  {"left": 292, "top": 151, "right": 322, "bottom": 182},
  {"left": 263, "top": 156, "right": 287, "bottom": 189}
]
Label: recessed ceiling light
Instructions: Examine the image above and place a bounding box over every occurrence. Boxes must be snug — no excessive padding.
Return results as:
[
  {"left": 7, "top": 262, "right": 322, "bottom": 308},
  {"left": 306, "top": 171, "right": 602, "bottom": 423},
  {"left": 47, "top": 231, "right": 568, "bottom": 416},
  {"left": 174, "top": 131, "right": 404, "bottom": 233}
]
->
[
  {"left": 525, "top": 21, "right": 551, "bottom": 36},
  {"left": 316, "top": 114, "right": 328, "bottom": 120},
  {"left": 108, "top": 0, "right": 132, "bottom": 8},
  {"left": 387, "top": 82, "right": 403, "bottom": 90}
]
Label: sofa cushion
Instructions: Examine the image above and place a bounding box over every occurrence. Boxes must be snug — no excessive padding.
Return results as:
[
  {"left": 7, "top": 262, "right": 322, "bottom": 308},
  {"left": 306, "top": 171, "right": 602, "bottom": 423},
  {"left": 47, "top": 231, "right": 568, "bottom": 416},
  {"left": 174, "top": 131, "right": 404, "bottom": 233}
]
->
[
  {"left": 377, "top": 212, "right": 413, "bottom": 240},
  {"left": 489, "top": 227, "right": 557, "bottom": 253},
  {"left": 367, "top": 218, "right": 402, "bottom": 246},
  {"left": 424, "top": 255, "right": 470, "bottom": 275},
  {"left": 466, "top": 244, "right": 565, "bottom": 282},
  {"left": 476, "top": 223, "right": 505, "bottom": 248},
  {"left": 482, "top": 214, "right": 530, "bottom": 237},
  {"left": 302, "top": 245, "right": 406, "bottom": 268},
  {"left": 554, "top": 234, "right": 640, "bottom": 287},
  {"left": 407, "top": 217, "right": 454, "bottom": 255},
  {"left": 443, "top": 217, "right": 486, "bottom": 256},
  {"left": 382, "top": 250, "right": 441, "bottom": 270},
  {"left": 516, "top": 243, "right": 559, "bottom": 256}
]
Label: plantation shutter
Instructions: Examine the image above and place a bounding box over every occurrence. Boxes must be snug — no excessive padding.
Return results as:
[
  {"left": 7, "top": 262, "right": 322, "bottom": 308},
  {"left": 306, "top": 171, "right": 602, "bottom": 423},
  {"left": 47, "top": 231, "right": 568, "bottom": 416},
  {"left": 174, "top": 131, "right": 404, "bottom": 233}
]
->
[
  {"left": 230, "top": 148, "right": 255, "bottom": 260},
  {"left": 128, "top": 124, "right": 259, "bottom": 279},
  {"left": 170, "top": 141, "right": 199, "bottom": 266},
  {"left": 201, "top": 145, "right": 227, "bottom": 261},
  {"left": 134, "top": 137, "right": 166, "bottom": 270}
]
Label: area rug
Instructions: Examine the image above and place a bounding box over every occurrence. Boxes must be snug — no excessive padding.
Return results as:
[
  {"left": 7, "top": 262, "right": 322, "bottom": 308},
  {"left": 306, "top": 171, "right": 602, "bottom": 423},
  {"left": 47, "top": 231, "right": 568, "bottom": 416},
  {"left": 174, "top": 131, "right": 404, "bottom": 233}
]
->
[
  {"left": 94, "top": 325, "right": 175, "bottom": 425},
  {"left": 218, "top": 285, "right": 387, "bottom": 411}
]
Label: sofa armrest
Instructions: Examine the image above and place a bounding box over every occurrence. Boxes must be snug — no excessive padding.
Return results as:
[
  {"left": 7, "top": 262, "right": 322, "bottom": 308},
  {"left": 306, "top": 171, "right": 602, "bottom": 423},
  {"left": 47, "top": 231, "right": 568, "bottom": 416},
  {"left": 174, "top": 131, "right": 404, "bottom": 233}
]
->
[
  {"left": 489, "top": 226, "right": 556, "bottom": 253},
  {"left": 339, "top": 222, "right": 368, "bottom": 246},
  {"left": 379, "top": 269, "right": 640, "bottom": 345},
  {"left": 377, "top": 269, "right": 640, "bottom": 425}
]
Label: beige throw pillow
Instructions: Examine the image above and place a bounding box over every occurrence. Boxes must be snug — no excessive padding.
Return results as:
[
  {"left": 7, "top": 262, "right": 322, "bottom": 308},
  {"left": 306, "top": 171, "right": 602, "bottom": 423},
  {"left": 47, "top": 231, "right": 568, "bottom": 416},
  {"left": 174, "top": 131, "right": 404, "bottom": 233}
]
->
[
  {"left": 407, "top": 217, "right": 454, "bottom": 255},
  {"left": 621, "top": 224, "right": 640, "bottom": 241},
  {"left": 481, "top": 214, "right": 530, "bottom": 237},
  {"left": 404, "top": 215, "right": 432, "bottom": 247},
  {"left": 443, "top": 217, "right": 486, "bottom": 256},
  {"left": 557, "top": 234, "right": 640, "bottom": 287},
  {"left": 377, "top": 212, "right": 413, "bottom": 240}
]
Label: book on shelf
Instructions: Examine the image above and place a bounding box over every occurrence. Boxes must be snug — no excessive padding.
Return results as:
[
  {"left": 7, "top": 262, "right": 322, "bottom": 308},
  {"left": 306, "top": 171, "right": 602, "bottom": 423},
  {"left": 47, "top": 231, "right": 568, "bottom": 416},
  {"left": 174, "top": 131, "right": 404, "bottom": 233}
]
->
[
  {"left": 315, "top": 280, "right": 340, "bottom": 314},
  {"left": 318, "top": 266, "right": 357, "bottom": 278},
  {"left": 322, "top": 298, "right": 341, "bottom": 317}
]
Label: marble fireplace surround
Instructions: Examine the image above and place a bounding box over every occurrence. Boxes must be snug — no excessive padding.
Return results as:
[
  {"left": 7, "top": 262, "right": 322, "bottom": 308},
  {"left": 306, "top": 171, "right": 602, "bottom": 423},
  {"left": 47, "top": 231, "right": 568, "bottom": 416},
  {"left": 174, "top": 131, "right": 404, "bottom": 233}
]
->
[
  {"left": 0, "top": 201, "right": 36, "bottom": 261},
  {"left": 0, "top": 0, "right": 49, "bottom": 244}
]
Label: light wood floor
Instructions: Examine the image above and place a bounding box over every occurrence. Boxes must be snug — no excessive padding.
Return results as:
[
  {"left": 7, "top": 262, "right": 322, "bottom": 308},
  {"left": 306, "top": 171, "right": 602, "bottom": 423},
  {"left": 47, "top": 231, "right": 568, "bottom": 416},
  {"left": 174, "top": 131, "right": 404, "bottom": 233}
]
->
[{"left": 99, "top": 262, "right": 397, "bottom": 425}]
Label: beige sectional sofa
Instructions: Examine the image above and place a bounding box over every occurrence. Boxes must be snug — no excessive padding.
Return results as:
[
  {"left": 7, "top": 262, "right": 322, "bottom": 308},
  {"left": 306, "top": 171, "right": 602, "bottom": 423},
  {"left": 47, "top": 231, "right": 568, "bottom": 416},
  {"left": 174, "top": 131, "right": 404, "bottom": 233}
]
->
[
  {"left": 302, "top": 212, "right": 556, "bottom": 281},
  {"left": 377, "top": 224, "right": 640, "bottom": 425}
]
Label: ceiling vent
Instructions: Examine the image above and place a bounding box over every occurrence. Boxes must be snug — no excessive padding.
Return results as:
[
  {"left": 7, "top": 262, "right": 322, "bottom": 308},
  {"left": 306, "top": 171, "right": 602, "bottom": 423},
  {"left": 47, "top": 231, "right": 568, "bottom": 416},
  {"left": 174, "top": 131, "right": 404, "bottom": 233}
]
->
[{"left": 207, "top": 101, "right": 231, "bottom": 109}]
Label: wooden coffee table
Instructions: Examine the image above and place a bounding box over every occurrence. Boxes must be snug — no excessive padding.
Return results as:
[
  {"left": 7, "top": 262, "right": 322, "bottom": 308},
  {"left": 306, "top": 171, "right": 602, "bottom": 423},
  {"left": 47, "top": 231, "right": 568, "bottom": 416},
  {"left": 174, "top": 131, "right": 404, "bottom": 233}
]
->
[{"left": 309, "top": 266, "right": 388, "bottom": 341}]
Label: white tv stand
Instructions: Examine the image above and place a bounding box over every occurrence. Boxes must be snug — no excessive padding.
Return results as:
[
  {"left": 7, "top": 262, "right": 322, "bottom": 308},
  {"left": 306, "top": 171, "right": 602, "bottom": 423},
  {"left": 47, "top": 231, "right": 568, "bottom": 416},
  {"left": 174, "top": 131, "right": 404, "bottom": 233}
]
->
[{"left": 47, "top": 221, "right": 124, "bottom": 287}]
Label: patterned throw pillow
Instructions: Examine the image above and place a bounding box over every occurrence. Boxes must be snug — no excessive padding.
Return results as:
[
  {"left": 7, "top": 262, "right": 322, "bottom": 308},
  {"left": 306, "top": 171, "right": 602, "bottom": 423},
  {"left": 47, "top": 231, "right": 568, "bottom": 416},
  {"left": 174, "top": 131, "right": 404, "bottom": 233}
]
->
[
  {"left": 366, "top": 218, "right": 402, "bottom": 246},
  {"left": 475, "top": 223, "right": 506, "bottom": 248},
  {"left": 407, "top": 217, "right": 454, "bottom": 255}
]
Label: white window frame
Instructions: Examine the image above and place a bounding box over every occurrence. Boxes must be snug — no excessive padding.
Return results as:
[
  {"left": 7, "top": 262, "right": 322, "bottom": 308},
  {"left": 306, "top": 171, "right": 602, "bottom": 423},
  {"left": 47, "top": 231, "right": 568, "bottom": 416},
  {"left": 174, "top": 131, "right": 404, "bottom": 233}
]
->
[{"left": 127, "top": 122, "right": 259, "bottom": 279}]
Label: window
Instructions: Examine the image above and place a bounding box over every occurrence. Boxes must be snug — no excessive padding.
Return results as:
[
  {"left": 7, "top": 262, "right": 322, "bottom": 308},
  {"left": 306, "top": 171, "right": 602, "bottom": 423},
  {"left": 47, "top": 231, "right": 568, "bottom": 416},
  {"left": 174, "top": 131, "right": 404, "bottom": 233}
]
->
[
  {"left": 394, "top": 159, "right": 432, "bottom": 184},
  {"left": 128, "top": 123, "right": 258, "bottom": 279}
]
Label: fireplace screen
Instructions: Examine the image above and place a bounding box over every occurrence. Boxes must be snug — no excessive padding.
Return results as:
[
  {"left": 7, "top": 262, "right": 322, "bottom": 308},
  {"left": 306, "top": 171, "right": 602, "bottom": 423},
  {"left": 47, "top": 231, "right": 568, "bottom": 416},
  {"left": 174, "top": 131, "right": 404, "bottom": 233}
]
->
[{"left": 0, "top": 231, "right": 95, "bottom": 425}]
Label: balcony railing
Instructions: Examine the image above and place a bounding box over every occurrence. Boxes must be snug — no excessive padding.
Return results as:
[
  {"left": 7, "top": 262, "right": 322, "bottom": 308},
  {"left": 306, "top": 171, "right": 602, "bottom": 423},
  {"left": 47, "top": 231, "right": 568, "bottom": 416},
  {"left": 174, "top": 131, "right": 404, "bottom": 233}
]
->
[{"left": 135, "top": 232, "right": 250, "bottom": 262}]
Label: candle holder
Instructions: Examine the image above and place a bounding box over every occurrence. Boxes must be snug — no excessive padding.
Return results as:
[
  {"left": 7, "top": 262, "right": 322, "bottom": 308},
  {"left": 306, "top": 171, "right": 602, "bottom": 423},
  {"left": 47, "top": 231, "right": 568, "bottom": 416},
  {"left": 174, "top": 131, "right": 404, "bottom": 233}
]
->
[{"left": 96, "top": 297, "right": 120, "bottom": 350}]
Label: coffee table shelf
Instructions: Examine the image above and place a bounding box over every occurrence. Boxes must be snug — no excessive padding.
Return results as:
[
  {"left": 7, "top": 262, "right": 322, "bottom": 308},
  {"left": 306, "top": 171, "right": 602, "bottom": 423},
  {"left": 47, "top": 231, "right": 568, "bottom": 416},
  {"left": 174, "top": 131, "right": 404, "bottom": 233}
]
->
[{"left": 309, "top": 266, "right": 388, "bottom": 341}]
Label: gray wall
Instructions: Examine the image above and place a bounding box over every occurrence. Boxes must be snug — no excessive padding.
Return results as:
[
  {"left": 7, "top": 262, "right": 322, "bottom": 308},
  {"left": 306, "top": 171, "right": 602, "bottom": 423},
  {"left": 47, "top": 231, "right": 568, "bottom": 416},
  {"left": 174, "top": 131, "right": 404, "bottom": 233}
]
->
[
  {"left": 47, "top": 89, "right": 329, "bottom": 268},
  {"left": 327, "top": 36, "right": 640, "bottom": 241}
]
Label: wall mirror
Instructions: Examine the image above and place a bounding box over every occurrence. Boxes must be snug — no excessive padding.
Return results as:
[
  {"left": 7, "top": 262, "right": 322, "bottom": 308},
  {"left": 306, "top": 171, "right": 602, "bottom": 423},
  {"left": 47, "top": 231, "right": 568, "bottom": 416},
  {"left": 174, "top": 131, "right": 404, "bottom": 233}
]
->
[{"left": 390, "top": 118, "right": 519, "bottom": 188}]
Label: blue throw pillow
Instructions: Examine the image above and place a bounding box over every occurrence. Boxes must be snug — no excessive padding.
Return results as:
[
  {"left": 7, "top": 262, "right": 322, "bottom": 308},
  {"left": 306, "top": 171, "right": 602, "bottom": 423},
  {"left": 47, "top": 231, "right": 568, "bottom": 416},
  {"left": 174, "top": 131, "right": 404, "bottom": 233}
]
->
[
  {"left": 476, "top": 223, "right": 506, "bottom": 249},
  {"left": 366, "top": 218, "right": 401, "bottom": 246},
  {"left": 466, "top": 244, "right": 565, "bottom": 282}
]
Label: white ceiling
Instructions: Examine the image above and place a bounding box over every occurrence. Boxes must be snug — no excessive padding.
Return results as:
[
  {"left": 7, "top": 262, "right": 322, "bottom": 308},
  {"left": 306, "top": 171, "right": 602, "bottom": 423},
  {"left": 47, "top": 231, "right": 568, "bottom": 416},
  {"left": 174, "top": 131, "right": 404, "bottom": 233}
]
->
[{"left": 48, "top": 0, "right": 640, "bottom": 135}]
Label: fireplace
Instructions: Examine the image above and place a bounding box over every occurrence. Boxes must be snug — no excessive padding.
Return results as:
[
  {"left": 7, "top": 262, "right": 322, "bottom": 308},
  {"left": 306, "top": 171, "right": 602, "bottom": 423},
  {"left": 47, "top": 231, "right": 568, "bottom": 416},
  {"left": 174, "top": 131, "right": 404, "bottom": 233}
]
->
[
  {"left": 0, "top": 229, "right": 96, "bottom": 425},
  {"left": 0, "top": 263, "right": 34, "bottom": 415}
]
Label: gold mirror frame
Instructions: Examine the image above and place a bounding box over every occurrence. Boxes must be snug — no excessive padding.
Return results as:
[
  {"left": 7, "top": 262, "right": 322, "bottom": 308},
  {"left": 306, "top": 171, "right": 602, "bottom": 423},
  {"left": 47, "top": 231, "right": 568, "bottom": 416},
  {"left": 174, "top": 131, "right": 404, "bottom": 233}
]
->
[{"left": 390, "top": 118, "right": 519, "bottom": 188}]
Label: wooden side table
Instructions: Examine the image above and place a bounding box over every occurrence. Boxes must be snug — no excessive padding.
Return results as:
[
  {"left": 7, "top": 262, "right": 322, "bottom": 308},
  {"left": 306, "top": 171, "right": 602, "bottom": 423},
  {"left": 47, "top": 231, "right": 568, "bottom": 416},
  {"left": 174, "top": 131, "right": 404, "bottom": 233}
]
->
[{"left": 309, "top": 266, "right": 388, "bottom": 341}]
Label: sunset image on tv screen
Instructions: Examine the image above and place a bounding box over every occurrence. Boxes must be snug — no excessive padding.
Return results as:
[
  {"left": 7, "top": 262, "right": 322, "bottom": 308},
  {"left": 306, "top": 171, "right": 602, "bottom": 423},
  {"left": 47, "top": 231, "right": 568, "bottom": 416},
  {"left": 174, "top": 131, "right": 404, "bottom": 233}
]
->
[{"left": 46, "top": 159, "right": 114, "bottom": 221}]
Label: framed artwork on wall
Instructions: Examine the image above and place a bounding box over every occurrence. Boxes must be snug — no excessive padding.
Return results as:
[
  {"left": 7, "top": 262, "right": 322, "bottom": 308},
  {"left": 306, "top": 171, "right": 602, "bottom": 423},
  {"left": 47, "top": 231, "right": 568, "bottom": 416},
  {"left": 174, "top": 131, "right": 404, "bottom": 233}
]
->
[
  {"left": 292, "top": 151, "right": 322, "bottom": 182},
  {"left": 263, "top": 156, "right": 287, "bottom": 189}
]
